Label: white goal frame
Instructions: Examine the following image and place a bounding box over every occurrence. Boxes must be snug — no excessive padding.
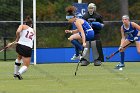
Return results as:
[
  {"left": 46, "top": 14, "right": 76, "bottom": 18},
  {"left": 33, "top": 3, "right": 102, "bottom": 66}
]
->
[{"left": 21, "top": 0, "right": 36, "bottom": 65}]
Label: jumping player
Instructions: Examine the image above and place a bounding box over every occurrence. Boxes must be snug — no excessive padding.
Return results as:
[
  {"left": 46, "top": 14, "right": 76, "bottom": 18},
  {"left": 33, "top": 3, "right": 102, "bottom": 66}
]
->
[
  {"left": 116, "top": 15, "right": 140, "bottom": 68},
  {"left": 8, "top": 15, "right": 35, "bottom": 80},
  {"left": 65, "top": 6, "right": 95, "bottom": 58}
]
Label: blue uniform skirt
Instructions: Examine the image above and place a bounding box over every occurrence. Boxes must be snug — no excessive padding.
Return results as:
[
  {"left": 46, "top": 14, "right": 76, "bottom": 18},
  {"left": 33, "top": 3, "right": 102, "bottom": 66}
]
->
[
  {"left": 86, "top": 31, "right": 94, "bottom": 41},
  {"left": 127, "top": 36, "right": 140, "bottom": 41},
  {"left": 79, "top": 30, "right": 94, "bottom": 41}
]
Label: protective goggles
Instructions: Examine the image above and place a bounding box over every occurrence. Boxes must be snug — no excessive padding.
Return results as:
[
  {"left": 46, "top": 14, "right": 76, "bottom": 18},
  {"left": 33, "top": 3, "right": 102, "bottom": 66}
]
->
[{"left": 66, "top": 16, "right": 74, "bottom": 20}]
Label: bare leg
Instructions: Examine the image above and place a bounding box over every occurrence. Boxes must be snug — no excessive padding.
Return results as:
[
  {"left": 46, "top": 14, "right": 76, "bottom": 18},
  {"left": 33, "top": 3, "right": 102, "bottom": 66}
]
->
[
  {"left": 136, "top": 41, "right": 140, "bottom": 54},
  {"left": 18, "top": 57, "right": 31, "bottom": 75},
  {"left": 14, "top": 54, "right": 22, "bottom": 75}
]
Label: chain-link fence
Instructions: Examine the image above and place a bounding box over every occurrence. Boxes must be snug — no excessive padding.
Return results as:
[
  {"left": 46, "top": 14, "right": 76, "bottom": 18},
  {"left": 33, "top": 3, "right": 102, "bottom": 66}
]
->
[{"left": 0, "top": 0, "right": 139, "bottom": 60}]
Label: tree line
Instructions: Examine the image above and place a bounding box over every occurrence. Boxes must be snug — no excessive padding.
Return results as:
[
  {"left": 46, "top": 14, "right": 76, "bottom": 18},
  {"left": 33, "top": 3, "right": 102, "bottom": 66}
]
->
[{"left": 0, "top": 0, "right": 140, "bottom": 47}]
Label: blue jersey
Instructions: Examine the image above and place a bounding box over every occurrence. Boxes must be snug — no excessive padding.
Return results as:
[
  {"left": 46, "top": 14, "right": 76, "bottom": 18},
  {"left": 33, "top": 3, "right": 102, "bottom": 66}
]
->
[
  {"left": 122, "top": 22, "right": 139, "bottom": 40},
  {"left": 74, "top": 19, "right": 94, "bottom": 41}
]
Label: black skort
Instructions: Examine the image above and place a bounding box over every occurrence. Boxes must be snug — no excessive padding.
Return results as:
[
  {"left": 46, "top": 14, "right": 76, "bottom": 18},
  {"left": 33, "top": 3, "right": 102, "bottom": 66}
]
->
[{"left": 16, "top": 44, "right": 32, "bottom": 57}]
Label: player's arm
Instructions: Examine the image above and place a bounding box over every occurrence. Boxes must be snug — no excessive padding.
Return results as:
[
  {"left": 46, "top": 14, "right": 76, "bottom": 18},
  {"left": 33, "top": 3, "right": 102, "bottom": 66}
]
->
[
  {"left": 6, "top": 41, "right": 16, "bottom": 48},
  {"left": 118, "top": 27, "right": 126, "bottom": 51},
  {"left": 92, "top": 14, "right": 104, "bottom": 30},
  {"left": 120, "top": 26, "right": 126, "bottom": 47},
  {"left": 131, "top": 22, "right": 140, "bottom": 36},
  {"left": 15, "top": 25, "right": 23, "bottom": 42},
  {"left": 65, "top": 29, "right": 79, "bottom": 34},
  {"left": 71, "top": 29, "right": 79, "bottom": 34}
]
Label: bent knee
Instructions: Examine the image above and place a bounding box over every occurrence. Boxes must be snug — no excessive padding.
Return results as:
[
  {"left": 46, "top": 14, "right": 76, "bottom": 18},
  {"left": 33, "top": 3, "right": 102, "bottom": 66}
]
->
[
  {"left": 137, "top": 50, "right": 140, "bottom": 54},
  {"left": 68, "top": 36, "right": 73, "bottom": 41}
]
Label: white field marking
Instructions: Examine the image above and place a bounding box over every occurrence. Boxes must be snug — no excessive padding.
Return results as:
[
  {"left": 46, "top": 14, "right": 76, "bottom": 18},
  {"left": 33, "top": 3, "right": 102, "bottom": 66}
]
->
[{"left": 24, "top": 85, "right": 40, "bottom": 87}]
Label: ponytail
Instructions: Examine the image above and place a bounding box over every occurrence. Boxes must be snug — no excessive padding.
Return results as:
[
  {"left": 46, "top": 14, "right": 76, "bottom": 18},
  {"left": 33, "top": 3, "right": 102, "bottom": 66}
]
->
[{"left": 24, "top": 15, "right": 32, "bottom": 27}]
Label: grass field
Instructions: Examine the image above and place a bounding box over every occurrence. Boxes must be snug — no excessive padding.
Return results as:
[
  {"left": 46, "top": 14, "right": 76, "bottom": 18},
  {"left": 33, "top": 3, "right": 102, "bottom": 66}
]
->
[{"left": 0, "top": 61, "right": 140, "bottom": 93}]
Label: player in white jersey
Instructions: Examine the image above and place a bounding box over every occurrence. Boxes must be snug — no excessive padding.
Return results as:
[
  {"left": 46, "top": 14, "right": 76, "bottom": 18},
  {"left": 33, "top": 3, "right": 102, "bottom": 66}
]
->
[
  {"left": 8, "top": 15, "right": 35, "bottom": 80},
  {"left": 18, "top": 27, "right": 34, "bottom": 48}
]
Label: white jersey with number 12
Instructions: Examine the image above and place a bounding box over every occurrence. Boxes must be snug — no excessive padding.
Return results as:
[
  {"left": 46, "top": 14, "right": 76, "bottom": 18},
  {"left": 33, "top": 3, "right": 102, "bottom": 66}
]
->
[{"left": 18, "top": 27, "right": 35, "bottom": 48}]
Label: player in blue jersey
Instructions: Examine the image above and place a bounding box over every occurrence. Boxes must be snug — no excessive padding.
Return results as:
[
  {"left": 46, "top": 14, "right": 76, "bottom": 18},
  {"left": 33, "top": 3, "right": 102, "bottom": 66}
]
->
[
  {"left": 116, "top": 15, "right": 140, "bottom": 68},
  {"left": 65, "top": 6, "right": 94, "bottom": 58}
]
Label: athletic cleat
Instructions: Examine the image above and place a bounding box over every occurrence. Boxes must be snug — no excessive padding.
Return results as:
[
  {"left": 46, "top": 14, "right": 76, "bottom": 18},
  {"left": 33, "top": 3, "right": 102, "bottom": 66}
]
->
[
  {"left": 114, "top": 66, "right": 121, "bottom": 69},
  {"left": 80, "top": 58, "right": 90, "bottom": 66},
  {"left": 17, "top": 74, "right": 23, "bottom": 80},
  {"left": 116, "top": 63, "right": 125, "bottom": 67},
  {"left": 14, "top": 73, "right": 23, "bottom": 80},
  {"left": 114, "top": 63, "right": 125, "bottom": 69},
  {"left": 94, "top": 60, "right": 102, "bottom": 66},
  {"left": 13, "top": 74, "right": 18, "bottom": 79},
  {"left": 71, "top": 54, "right": 80, "bottom": 60}
]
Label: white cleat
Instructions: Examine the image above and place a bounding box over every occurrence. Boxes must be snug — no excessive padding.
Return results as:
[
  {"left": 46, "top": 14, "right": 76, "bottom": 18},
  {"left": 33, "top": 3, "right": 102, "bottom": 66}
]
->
[{"left": 71, "top": 54, "right": 80, "bottom": 60}]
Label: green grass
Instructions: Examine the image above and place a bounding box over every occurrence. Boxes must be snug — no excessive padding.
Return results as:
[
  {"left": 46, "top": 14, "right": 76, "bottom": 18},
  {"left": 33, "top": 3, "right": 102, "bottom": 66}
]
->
[{"left": 0, "top": 61, "right": 140, "bottom": 93}]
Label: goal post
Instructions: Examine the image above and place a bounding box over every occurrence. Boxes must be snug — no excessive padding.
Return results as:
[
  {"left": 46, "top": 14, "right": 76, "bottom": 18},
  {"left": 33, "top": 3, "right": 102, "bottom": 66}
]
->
[
  {"left": 33, "top": 0, "right": 37, "bottom": 65},
  {"left": 78, "top": 0, "right": 82, "bottom": 3},
  {"left": 21, "top": 0, "right": 23, "bottom": 25},
  {"left": 20, "top": 0, "right": 36, "bottom": 65}
]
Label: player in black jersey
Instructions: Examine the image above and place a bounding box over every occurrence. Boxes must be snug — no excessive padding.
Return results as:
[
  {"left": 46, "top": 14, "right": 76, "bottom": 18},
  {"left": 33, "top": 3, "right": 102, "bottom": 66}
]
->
[{"left": 81, "top": 3, "right": 104, "bottom": 66}]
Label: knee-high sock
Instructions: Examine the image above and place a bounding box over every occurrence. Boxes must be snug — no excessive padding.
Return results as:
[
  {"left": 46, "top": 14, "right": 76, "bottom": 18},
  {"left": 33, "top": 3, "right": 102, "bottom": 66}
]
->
[
  {"left": 71, "top": 39, "right": 83, "bottom": 51},
  {"left": 120, "top": 52, "right": 125, "bottom": 64},
  {"left": 75, "top": 47, "right": 79, "bottom": 56},
  {"left": 18, "top": 66, "right": 28, "bottom": 75},
  {"left": 74, "top": 40, "right": 80, "bottom": 56},
  {"left": 14, "top": 59, "right": 21, "bottom": 74}
]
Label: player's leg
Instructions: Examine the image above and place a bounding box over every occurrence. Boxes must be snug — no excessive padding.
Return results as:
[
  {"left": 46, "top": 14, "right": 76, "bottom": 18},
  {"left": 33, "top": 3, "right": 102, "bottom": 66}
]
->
[
  {"left": 16, "top": 57, "right": 31, "bottom": 80},
  {"left": 80, "top": 30, "right": 95, "bottom": 66},
  {"left": 15, "top": 44, "right": 32, "bottom": 80},
  {"left": 18, "top": 57, "right": 30, "bottom": 75},
  {"left": 80, "top": 30, "right": 94, "bottom": 66},
  {"left": 96, "top": 40, "right": 104, "bottom": 62},
  {"left": 115, "top": 39, "right": 130, "bottom": 68},
  {"left": 68, "top": 33, "right": 83, "bottom": 52},
  {"left": 91, "top": 40, "right": 104, "bottom": 66},
  {"left": 71, "top": 40, "right": 81, "bottom": 60},
  {"left": 81, "top": 41, "right": 90, "bottom": 66},
  {"left": 115, "top": 52, "right": 125, "bottom": 68},
  {"left": 89, "top": 32, "right": 104, "bottom": 66},
  {"left": 136, "top": 40, "right": 140, "bottom": 54},
  {"left": 14, "top": 54, "right": 22, "bottom": 78}
]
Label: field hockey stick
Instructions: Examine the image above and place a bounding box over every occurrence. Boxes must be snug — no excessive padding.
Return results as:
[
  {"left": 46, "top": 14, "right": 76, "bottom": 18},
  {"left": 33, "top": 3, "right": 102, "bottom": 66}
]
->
[
  {"left": 74, "top": 51, "right": 82, "bottom": 76},
  {"left": 106, "top": 42, "right": 132, "bottom": 60},
  {"left": 74, "top": 47, "right": 87, "bottom": 76},
  {"left": 0, "top": 46, "right": 8, "bottom": 52},
  {"left": 74, "top": 60, "right": 81, "bottom": 76},
  {"left": 0, "top": 41, "right": 16, "bottom": 52}
]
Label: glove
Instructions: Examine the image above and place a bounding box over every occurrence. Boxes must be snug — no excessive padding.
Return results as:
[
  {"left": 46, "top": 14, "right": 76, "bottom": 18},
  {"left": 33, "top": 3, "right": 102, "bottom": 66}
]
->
[
  {"left": 134, "top": 36, "right": 138, "bottom": 41},
  {"left": 118, "top": 46, "right": 123, "bottom": 51},
  {"left": 91, "top": 22, "right": 103, "bottom": 30}
]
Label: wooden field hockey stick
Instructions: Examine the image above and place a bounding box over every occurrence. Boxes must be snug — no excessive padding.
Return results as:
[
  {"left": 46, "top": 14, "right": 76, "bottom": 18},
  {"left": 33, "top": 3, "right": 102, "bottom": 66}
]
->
[
  {"left": 74, "top": 60, "right": 81, "bottom": 76},
  {"left": 106, "top": 42, "right": 132, "bottom": 60},
  {"left": 74, "top": 47, "right": 87, "bottom": 76},
  {"left": 0, "top": 41, "right": 16, "bottom": 52},
  {"left": 74, "top": 47, "right": 88, "bottom": 76}
]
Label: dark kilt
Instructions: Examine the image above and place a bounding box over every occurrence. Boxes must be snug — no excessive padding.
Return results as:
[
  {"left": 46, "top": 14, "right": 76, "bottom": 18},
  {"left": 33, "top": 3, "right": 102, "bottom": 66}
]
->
[{"left": 16, "top": 44, "right": 32, "bottom": 57}]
